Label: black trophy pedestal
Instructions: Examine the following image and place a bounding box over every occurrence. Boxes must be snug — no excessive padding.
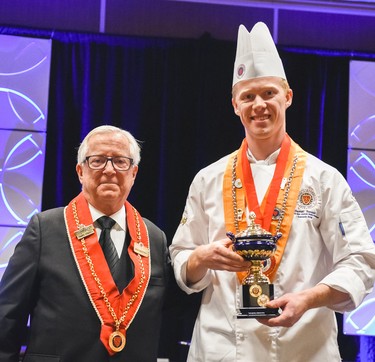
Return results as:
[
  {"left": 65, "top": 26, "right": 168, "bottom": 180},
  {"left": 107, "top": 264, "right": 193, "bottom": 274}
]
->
[
  {"left": 237, "top": 283, "right": 280, "bottom": 318},
  {"left": 237, "top": 306, "right": 280, "bottom": 319}
]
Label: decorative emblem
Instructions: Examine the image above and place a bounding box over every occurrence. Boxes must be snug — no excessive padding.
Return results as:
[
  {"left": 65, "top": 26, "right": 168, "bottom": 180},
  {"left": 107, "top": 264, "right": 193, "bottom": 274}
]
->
[
  {"left": 262, "top": 257, "right": 272, "bottom": 273},
  {"left": 180, "top": 210, "right": 188, "bottom": 225},
  {"left": 297, "top": 187, "right": 317, "bottom": 210},
  {"left": 237, "top": 208, "right": 244, "bottom": 221},
  {"left": 134, "top": 242, "right": 149, "bottom": 257},
  {"left": 280, "top": 177, "right": 287, "bottom": 190},
  {"left": 249, "top": 284, "right": 262, "bottom": 298},
  {"left": 234, "top": 178, "right": 243, "bottom": 188},
  {"left": 109, "top": 330, "right": 126, "bottom": 352},
  {"left": 300, "top": 192, "right": 312, "bottom": 205},
  {"left": 237, "top": 64, "right": 246, "bottom": 79},
  {"left": 257, "top": 294, "right": 270, "bottom": 307},
  {"left": 272, "top": 207, "right": 282, "bottom": 220},
  {"left": 74, "top": 224, "right": 95, "bottom": 240}
]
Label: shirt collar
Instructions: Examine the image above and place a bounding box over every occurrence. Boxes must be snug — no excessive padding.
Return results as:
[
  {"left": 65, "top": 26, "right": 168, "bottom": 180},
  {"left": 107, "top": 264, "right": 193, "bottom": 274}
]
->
[
  {"left": 88, "top": 203, "right": 126, "bottom": 232},
  {"left": 246, "top": 147, "right": 280, "bottom": 165}
]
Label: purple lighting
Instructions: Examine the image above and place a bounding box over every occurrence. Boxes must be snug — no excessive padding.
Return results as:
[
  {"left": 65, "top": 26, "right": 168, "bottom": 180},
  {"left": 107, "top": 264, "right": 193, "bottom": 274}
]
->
[
  {"left": 0, "top": 34, "right": 51, "bottom": 280},
  {"left": 344, "top": 60, "right": 375, "bottom": 337}
]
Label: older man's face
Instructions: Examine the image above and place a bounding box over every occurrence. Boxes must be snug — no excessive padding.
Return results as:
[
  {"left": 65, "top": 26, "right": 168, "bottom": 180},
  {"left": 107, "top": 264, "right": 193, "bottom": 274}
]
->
[{"left": 76, "top": 132, "right": 138, "bottom": 213}]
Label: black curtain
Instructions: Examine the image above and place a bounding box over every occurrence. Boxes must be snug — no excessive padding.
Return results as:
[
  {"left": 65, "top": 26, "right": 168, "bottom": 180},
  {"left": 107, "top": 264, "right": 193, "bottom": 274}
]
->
[
  {"left": 43, "top": 32, "right": 243, "bottom": 233},
  {"left": 1, "top": 26, "right": 374, "bottom": 361}
]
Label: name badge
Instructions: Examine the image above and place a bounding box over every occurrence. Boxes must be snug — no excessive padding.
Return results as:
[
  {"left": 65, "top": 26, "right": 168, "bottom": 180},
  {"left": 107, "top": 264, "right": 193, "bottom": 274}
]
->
[
  {"left": 134, "top": 242, "right": 149, "bottom": 257},
  {"left": 74, "top": 224, "right": 95, "bottom": 240}
]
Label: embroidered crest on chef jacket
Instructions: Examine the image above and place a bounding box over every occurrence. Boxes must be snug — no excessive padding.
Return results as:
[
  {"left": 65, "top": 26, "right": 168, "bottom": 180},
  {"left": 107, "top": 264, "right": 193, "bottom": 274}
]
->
[{"left": 295, "top": 187, "right": 319, "bottom": 219}]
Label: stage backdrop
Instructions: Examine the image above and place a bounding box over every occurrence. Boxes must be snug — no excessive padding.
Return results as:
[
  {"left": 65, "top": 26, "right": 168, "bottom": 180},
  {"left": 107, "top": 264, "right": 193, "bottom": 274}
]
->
[
  {"left": 0, "top": 26, "right": 374, "bottom": 361},
  {"left": 0, "top": 34, "right": 51, "bottom": 281},
  {"left": 343, "top": 60, "right": 375, "bottom": 361}
]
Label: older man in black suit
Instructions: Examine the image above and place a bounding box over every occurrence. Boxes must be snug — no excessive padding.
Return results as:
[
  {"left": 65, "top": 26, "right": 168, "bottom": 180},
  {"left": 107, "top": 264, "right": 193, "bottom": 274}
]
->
[{"left": 0, "top": 125, "right": 169, "bottom": 361}]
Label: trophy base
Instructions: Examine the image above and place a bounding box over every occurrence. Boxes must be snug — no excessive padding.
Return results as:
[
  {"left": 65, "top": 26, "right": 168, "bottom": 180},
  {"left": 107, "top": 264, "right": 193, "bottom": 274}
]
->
[{"left": 237, "top": 307, "right": 280, "bottom": 319}]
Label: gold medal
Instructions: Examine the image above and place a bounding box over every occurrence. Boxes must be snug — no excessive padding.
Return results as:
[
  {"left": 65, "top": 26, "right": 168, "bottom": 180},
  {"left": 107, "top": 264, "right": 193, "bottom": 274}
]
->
[
  {"left": 249, "top": 284, "right": 262, "bottom": 298},
  {"left": 257, "top": 294, "right": 270, "bottom": 307},
  {"left": 109, "top": 330, "right": 126, "bottom": 352}
]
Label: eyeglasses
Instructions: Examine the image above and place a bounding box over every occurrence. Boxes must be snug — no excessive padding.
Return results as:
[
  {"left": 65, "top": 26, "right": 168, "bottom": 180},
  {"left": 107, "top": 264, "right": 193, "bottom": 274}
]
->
[{"left": 84, "top": 155, "right": 134, "bottom": 171}]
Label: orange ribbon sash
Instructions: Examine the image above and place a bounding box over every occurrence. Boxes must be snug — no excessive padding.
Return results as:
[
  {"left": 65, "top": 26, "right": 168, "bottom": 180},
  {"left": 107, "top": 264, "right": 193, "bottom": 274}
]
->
[
  {"left": 223, "top": 135, "right": 306, "bottom": 282},
  {"left": 64, "top": 192, "right": 150, "bottom": 355}
]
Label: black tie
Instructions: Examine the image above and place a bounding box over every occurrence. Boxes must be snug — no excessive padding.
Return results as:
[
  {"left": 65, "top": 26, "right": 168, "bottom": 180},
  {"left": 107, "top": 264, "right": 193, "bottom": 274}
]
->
[{"left": 97, "top": 216, "right": 119, "bottom": 277}]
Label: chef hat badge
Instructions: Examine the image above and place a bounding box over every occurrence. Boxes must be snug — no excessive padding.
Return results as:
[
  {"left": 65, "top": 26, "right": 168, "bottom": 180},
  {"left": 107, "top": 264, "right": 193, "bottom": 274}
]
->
[{"left": 232, "top": 22, "right": 287, "bottom": 86}]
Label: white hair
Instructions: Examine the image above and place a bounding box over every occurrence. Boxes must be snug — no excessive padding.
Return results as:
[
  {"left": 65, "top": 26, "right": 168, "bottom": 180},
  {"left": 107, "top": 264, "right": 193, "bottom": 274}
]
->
[{"left": 77, "top": 125, "right": 141, "bottom": 165}]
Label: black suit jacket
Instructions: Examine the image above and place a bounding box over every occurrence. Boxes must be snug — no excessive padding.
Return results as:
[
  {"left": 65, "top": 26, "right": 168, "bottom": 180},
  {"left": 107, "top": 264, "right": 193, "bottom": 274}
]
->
[{"left": 0, "top": 207, "right": 169, "bottom": 362}]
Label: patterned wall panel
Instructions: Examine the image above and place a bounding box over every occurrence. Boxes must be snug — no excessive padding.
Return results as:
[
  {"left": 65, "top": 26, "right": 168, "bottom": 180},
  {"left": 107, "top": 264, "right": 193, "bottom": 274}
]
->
[
  {"left": 0, "top": 35, "right": 51, "bottom": 281},
  {"left": 347, "top": 60, "right": 375, "bottom": 240},
  {"left": 344, "top": 60, "right": 375, "bottom": 336}
]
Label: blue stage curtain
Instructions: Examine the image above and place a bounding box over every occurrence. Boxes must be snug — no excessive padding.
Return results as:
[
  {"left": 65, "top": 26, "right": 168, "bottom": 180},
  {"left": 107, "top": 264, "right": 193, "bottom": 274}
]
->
[
  {"left": 359, "top": 336, "right": 375, "bottom": 361},
  {"left": 1, "top": 25, "right": 374, "bottom": 361}
]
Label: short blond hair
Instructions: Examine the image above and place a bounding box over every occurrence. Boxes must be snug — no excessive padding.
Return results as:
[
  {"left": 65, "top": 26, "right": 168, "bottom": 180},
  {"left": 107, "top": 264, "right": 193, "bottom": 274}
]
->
[{"left": 232, "top": 77, "right": 290, "bottom": 98}]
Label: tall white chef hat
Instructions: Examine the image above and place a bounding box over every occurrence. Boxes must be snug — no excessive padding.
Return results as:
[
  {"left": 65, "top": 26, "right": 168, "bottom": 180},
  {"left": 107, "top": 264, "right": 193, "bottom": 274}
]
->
[{"left": 232, "top": 22, "right": 287, "bottom": 86}]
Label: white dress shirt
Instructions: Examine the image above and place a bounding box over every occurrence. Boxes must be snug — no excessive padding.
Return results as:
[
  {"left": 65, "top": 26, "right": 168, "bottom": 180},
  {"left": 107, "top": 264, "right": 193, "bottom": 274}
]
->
[{"left": 88, "top": 204, "right": 127, "bottom": 257}]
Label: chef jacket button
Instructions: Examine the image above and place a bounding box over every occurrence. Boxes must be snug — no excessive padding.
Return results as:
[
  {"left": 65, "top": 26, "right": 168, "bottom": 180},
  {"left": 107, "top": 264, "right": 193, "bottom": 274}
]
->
[{"left": 236, "top": 333, "right": 244, "bottom": 340}]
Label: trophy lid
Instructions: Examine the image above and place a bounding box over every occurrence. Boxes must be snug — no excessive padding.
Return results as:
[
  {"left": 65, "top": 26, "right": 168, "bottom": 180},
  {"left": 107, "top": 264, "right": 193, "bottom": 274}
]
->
[{"left": 235, "top": 211, "right": 273, "bottom": 239}]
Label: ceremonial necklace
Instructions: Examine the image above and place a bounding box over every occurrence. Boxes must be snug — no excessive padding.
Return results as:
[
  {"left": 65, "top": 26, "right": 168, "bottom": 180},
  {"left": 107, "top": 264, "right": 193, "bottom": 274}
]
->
[
  {"left": 231, "top": 153, "right": 298, "bottom": 234},
  {"left": 72, "top": 201, "right": 145, "bottom": 352}
]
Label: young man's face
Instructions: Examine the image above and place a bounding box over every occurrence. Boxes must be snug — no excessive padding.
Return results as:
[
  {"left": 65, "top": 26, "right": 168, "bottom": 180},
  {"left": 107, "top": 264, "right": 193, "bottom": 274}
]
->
[{"left": 232, "top": 77, "right": 293, "bottom": 142}]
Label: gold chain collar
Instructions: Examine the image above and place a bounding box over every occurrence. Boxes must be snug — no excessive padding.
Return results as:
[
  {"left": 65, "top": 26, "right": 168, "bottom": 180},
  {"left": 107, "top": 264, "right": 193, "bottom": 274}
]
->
[
  {"left": 72, "top": 201, "right": 145, "bottom": 352},
  {"left": 231, "top": 153, "right": 298, "bottom": 233}
]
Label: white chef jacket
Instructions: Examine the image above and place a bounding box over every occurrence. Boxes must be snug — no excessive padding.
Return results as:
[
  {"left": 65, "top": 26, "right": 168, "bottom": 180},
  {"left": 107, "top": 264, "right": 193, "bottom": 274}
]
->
[{"left": 170, "top": 148, "right": 375, "bottom": 362}]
